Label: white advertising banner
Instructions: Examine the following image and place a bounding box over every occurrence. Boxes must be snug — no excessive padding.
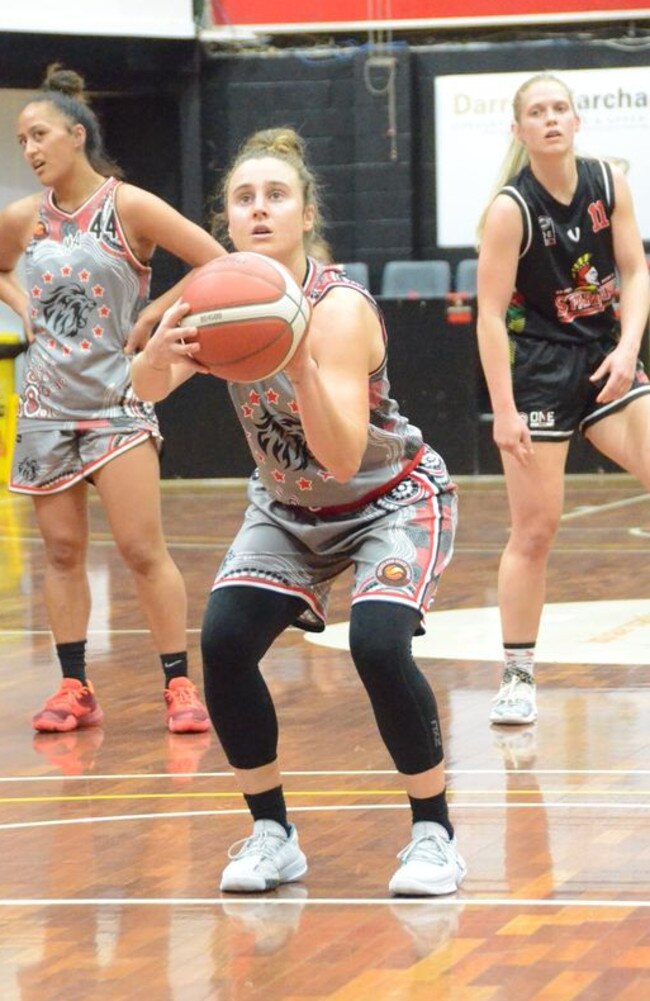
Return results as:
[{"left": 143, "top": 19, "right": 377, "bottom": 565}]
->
[
  {"left": 0, "top": 0, "right": 195, "bottom": 38},
  {"left": 435, "top": 67, "right": 650, "bottom": 247}
]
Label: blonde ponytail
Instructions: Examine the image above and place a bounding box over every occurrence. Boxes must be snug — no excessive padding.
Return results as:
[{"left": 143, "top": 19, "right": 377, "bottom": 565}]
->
[{"left": 476, "top": 72, "right": 575, "bottom": 248}]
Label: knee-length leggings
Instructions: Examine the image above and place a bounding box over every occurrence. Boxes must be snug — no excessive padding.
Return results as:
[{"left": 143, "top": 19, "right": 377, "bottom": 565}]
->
[{"left": 201, "top": 585, "right": 445, "bottom": 776}]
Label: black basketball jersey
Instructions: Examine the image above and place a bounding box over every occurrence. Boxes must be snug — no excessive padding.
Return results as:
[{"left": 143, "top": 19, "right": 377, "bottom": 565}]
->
[{"left": 502, "top": 157, "right": 618, "bottom": 345}]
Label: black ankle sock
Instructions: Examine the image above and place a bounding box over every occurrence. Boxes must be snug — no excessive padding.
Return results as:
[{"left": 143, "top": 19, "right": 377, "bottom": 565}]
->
[
  {"left": 160, "top": 651, "right": 188, "bottom": 688},
  {"left": 56, "top": 640, "right": 87, "bottom": 684},
  {"left": 409, "top": 790, "right": 453, "bottom": 839},
  {"left": 244, "top": 785, "right": 291, "bottom": 835}
]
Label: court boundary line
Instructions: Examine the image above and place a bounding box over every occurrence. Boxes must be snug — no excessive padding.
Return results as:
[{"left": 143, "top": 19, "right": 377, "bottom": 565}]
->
[
  {"left": 0, "top": 896, "right": 647, "bottom": 909},
  {"left": 2, "top": 767, "right": 650, "bottom": 782},
  {"left": 3, "top": 800, "right": 650, "bottom": 835}
]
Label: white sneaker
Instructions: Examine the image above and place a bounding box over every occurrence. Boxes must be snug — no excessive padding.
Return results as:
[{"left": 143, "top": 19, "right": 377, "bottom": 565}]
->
[
  {"left": 220, "top": 819, "right": 308, "bottom": 893},
  {"left": 388, "top": 822, "right": 467, "bottom": 897},
  {"left": 490, "top": 670, "right": 537, "bottom": 725}
]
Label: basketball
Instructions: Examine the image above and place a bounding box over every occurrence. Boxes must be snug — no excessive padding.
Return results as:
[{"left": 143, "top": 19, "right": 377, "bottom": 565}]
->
[{"left": 179, "top": 252, "right": 311, "bottom": 382}]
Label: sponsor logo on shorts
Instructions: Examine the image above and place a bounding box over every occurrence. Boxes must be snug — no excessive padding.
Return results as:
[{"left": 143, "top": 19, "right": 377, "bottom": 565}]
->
[
  {"left": 522, "top": 410, "right": 556, "bottom": 429},
  {"left": 376, "top": 559, "right": 412, "bottom": 587}
]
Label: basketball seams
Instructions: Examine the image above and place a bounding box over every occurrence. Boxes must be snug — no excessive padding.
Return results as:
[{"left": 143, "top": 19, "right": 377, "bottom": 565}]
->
[
  {"left": 183, "top": 296, "right": 304, "bottom": 329},
  {"left": 180, "top": 250, "right": 310, "bottom": 382}
]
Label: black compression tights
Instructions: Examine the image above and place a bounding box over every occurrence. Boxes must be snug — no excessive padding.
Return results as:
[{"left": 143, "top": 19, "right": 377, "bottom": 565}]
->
[{"left": 201, "top": 587, "right": 444, "bottom": 775}]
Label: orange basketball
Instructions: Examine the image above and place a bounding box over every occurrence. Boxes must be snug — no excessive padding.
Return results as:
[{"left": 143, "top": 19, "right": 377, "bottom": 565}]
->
[{"left": 180, "top": 252, "right": 311, "bottom": 382}]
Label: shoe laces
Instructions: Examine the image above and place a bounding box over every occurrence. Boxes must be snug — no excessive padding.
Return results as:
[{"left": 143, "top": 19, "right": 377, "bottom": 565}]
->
[
  {"left": 227, "top": 828, "right": 287, "bottom": 862},
  {"left": 397, "top": 830, "right": 451, "bottom": 866},
  {"left": 43, "top": 683, "right": 88, "bottom": 711},
  {"left": 166, "top": 681, "right": 200, "bottom": 707},
  {"left": 493, "top": 668, "right": 534, "bottom": 705}
]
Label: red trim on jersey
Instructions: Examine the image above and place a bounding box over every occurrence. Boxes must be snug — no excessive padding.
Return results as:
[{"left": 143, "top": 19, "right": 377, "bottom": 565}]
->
[
  {"left": 112, "top": 182, "right": 152, "bottom": 274},
  {"left": 45, "top": 177, "right": 114, "bottom": 219},
  {"left": 307, "top": 445, "right": 426, "bottom": 515}
]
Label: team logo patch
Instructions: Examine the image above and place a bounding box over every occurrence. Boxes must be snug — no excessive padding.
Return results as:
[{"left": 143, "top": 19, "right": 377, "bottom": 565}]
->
[
  {"left": 538, "top": 215, "right": 556, "bottom": 247},
  {"left": 33, "top": 219, "right": 48, "bottom": 240},
  {"left": 376, "top": 559, "right": 412, "bottom": 587}
]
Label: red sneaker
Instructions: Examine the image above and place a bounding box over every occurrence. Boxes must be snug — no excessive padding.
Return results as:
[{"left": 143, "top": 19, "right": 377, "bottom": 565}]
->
[
  {"left": 164, "top": 677, "right": 211, "bottom": 734},
  {"left": 32, "top": 679, "right": 104, "bottom": 733}
]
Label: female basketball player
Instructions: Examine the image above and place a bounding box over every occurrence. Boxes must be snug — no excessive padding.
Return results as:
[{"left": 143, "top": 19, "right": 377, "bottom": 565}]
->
[
  {"left": 476, "top": 72, "right": 650, "bottom": 726},
  {"left": 0, "top": 64, "right": 226, "bottom": 734},
  {"left": 132, "top": 127, "right": 467, "bottom": 897}
]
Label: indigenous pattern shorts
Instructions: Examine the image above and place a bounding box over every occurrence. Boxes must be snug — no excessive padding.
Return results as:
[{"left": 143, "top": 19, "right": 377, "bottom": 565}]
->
[
  {"left": 9, "top": 420, "right": 161, "bottom": 495},
  {"left": 212, "top": 448, "right": 457, "bottom": 633}
]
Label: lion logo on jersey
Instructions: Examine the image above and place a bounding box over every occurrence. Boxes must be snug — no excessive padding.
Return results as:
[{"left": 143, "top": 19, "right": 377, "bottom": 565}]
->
[
  {"left": 255, "top": 408, "right": 310, "bottom": 471},
  {"left": 571, "top": 253, "right": 599, "bottom": 291},
  {"left": 41, "top": 283, "right": 95, "bottom": 337}
]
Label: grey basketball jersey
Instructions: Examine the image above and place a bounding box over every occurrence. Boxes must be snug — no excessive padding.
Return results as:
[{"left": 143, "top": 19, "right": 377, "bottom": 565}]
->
[
  {"left": 20, "top": 177, "right": 157, "bottom": 430},
  {"left": 227, "top": 258, "right": 427, "bottom": 510}
]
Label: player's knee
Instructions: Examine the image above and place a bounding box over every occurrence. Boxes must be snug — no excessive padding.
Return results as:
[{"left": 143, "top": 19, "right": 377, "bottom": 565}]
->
[
  {"left": 118, "top": 539, "right": 162, "bottom": 577},
  {"left": 511, "top": 518, "right": 558, "bottom": 559},
  {"left": 349, "top": 602, "right": 419, "bottom": 686},
  {"left": 200, "top": 590, "right": 247, "bottom": 674},
  {"left": 44, "top": 536, "right": 85, "bottom": 572},
  {"left": 350, "top": 628, "right": 403, "bottom": 685}
]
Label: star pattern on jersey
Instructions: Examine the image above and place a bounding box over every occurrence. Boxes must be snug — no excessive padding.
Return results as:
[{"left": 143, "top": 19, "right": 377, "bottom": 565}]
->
[
  {"left": 249, "top": 389, "right": 261, "bottom": 405},
  {"left": 80, "top": 340, "right": 92, "bottom": 351},
  {"left": 317, "top": 470, "right": 335, "bottom": 482},
  {"left": 289, "top": 400, "right": 299, "bottom": 414},
  {"left": 272, "top": 470, "right": 286, "bottom": 483},
  {"left": 42, "top": 272, "right": 54, "bottom": 284},
  {"left": 241, "top": 403, "right": 253, "bottom": 419},
  {"left": 31, "top": 286, "right": 42, "bottom": 299},
  {"left": 78, "top": 269, "right": 90, "bottom": 282},
  {"left": 98, "top": 305, "right": 111, "bottom": 318},
  {"left": 297, "top": 477, "right": 313, "bottom": 491},
  {"left": 60, "top": 265, "right": 72, "bottom": 277},
  {"left": 265, "top": 388, "right": 279, "bottom": 404},
  {"left": 92, "top": 284, "right": 104, "bottom": 297},
  {"left": 92, "top": 325, "right": 104, "bottom": 338}
]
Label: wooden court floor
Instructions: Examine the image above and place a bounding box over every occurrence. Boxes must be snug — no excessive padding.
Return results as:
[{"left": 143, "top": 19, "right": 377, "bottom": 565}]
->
[{"left": 1, "top": 474, "right": 649, "bottom": 1001}]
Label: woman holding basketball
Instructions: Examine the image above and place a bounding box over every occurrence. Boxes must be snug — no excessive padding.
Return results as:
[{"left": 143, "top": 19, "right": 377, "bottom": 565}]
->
[
  {"left": 0, "top": 64, "right": 226, "bottom": 734},
  {"left": 476, "top": 72, "right": 650, "bottom": 726},
  {"left": 133, "top": 127, "right": 466, "bottom": 897}
]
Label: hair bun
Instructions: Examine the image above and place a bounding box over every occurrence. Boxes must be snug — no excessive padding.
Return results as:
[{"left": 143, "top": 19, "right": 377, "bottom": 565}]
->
[
  {"left": 42, "top": 63, "right": 88, "bottom": 103},
  {"left": 242, "top": 127, "right": 306, "bottom": 162}
]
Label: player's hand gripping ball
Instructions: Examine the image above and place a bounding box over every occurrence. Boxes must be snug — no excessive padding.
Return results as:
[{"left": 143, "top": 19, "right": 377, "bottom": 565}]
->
[{"left": 180, "top": 252, "right": 311, "bottom": 382}]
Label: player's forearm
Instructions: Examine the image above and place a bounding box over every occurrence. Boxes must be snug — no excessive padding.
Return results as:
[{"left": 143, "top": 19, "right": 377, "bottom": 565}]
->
[
  {"left": 477, "top": 316, "right": 518, "bottom": 416},
  {"left": 131, "top": 350, "right": 179, "bottom": 402},
  {"left": 617, "top": 268, "right": 650, "bottom": 357},
  {"left": 291, "top": 365, "right": 367, "bottom": 482}
]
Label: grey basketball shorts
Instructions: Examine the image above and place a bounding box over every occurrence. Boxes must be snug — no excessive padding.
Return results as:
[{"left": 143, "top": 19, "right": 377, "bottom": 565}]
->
[
  {"left": 212, "top": 449, "right": 458, "bottom": 633},
  {"left": 9, "top": 420, "right": 160, "bottom": 495}
]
